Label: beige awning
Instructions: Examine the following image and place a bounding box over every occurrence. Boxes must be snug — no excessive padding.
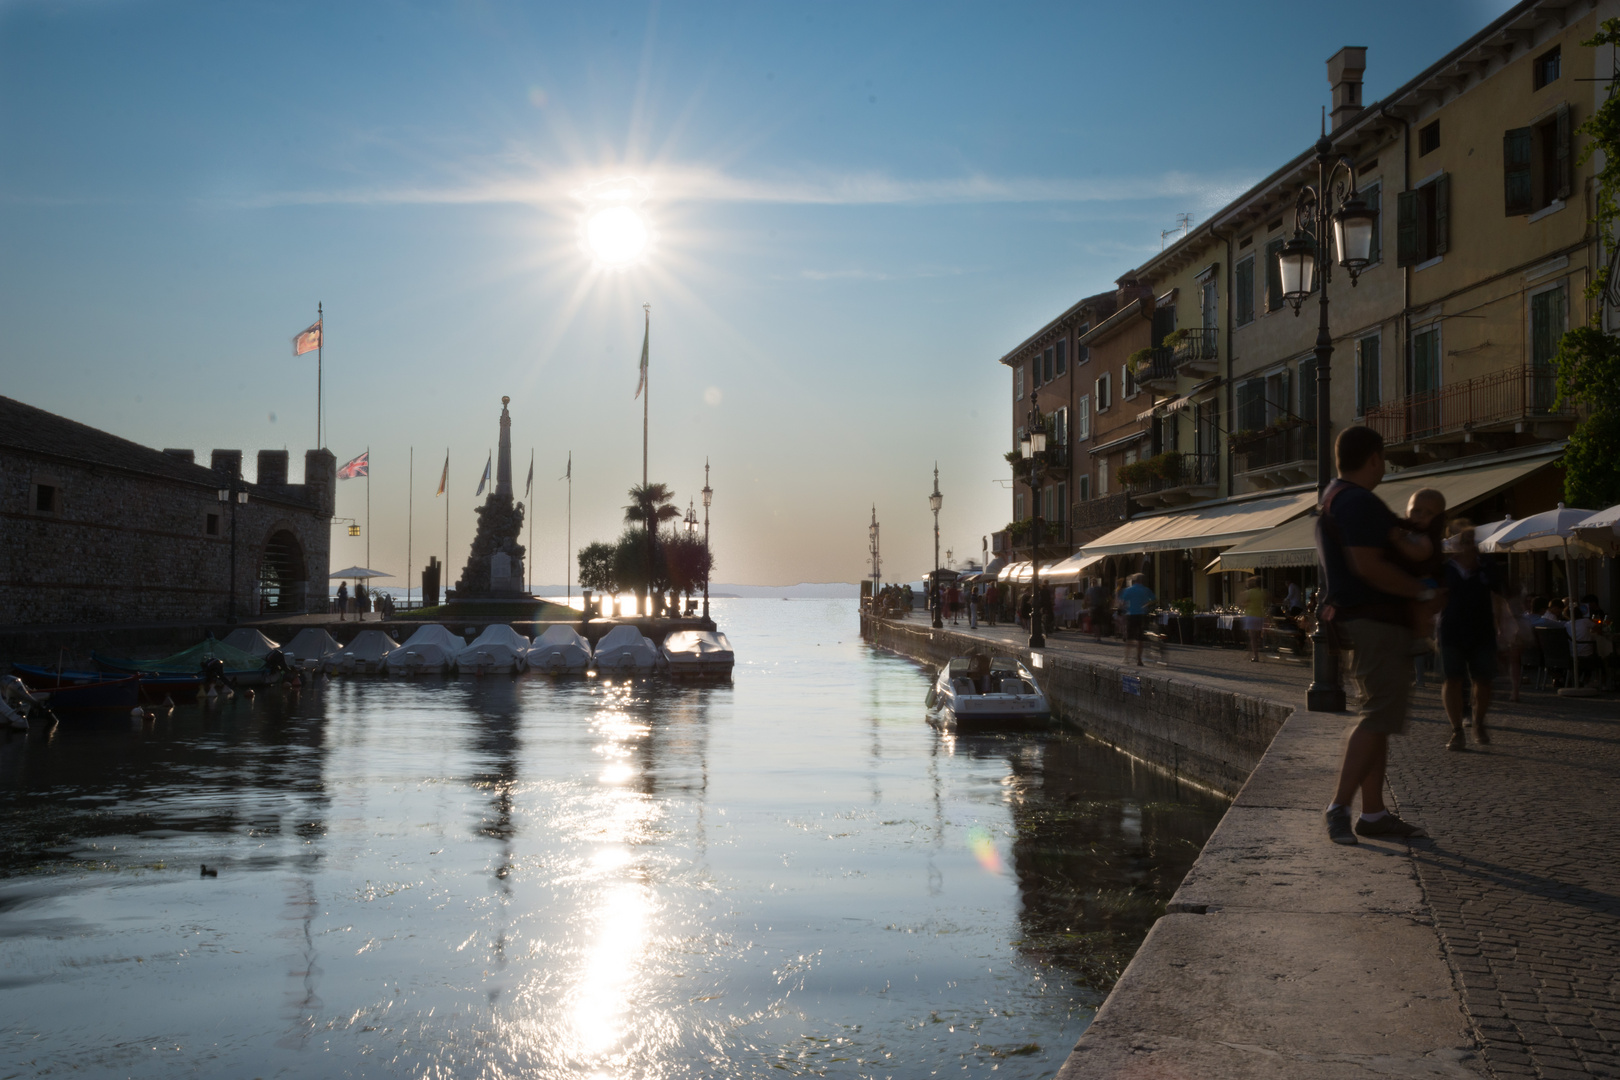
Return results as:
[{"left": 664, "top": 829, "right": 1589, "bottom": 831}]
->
[
  {"left": 1079, "top": 490, "right": 1318, "bottom": 557},
  {"left": 1042, "top": 552, "right": 1105, "bottom": 584},
  {"left": 1216, "top": 449, "right": 1560, "bottom": 570}
]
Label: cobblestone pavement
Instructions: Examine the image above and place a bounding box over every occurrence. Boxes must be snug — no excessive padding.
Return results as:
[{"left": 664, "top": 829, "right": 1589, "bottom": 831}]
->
[{"left": 909, "top": 617, "right": 1620, "bottom": 1078}]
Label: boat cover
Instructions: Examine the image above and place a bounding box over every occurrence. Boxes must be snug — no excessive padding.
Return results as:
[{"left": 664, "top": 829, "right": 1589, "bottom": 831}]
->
[
  {"left": 96, "top": 636, "right": 265, "bottom": 674},
  {"left": 329, "top": 630, "right": 400, "bottom": 669},
  {"left": 458, "top": 624, "right": 530, "bottom": 670},
  {"left": 661, "top": 630, "right": 734, "bottom": 664},
  {"left": 527, "top": 625, "right": 592, "bottom": 672},
  {"left": 593, "top": 625, "right": 660, "bottom": 671},
  {"left": 222, "top": 628, "right": 282, "bottom": 658},
  {"left": 385, "top": 624, "right": 463, "bottom": 672},
  {"left": 282, "top": 628, "right": 342, "bottom": 661}
]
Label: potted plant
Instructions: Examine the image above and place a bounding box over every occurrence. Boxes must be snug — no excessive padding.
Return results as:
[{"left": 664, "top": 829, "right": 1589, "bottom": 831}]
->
[
  {"left": 1160, "top": 328, "right": 1190, "bottom": 352},
  {"left": 1126, "top": 348, "right": 1154, "bottom": 378}
]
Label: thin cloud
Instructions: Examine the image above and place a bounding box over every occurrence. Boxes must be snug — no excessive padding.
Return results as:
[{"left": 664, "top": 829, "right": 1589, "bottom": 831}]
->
[{"left": 795, "top": 265, "right": 966, "bottom": 282}]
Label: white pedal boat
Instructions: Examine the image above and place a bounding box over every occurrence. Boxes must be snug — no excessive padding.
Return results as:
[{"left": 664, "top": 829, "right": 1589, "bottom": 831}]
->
[
  {"left": 458, "top": 624, "right": 530, "bottom": 674},
  {"left": 592, "top": 625, "right": 661, "bottom": 674},
  {"left": 282, "top": 628, "right": 342, "bottom": 672},
  {"left": 660, "top": 630, "right": 734, "bottom": 678},
  {"left": 326, "top": 629, "right": 400, "bottom": 675},
  {"left": 925, "top": 656, "right": 1050, "bottom": 730},
  {"left": 385, "top": 624, "right": 462, "bottom": 675},
  {"left": 526, "top": 625, "right": 592, "bottom": 674}
]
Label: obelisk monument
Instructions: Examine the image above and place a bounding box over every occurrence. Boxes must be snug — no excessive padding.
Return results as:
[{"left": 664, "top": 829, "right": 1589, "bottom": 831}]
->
[{"left": 453, "top": 396, "right": 528, "bottom": 598}]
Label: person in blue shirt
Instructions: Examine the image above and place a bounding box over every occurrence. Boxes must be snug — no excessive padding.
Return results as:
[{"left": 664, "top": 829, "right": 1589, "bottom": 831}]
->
[
  {"left": 1118, "top": 573, "right": 1156, "bottom": 667},
  {"left": 1316, "top": 426, "right": 1438, "bottom": 846}
]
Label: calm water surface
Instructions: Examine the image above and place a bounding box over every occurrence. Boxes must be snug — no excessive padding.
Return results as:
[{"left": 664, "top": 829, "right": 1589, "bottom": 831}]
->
[{"left": 0, "top": 600, "right": 1226, "bottom": 1078}]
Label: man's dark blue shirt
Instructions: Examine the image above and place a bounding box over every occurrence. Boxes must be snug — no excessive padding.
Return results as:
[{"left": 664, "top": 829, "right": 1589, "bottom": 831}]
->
[
  {"left": 1439, "top": 557, "right": 1498, "bottom": 649},
  {"left": 1316, "top": 479, "right": 1404, "bottom": 611}
]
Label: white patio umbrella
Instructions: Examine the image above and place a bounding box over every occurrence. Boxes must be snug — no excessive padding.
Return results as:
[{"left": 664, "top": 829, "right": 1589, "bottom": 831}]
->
[
  {"left": 329, "top": 566, "right": 394, "bottom": 581},
  {"left": 1573, "top": 503, "right": 1620, "bottom": 557},
  {"left": 1479, "top": 504, "right": 1600, "bottom": 697}
]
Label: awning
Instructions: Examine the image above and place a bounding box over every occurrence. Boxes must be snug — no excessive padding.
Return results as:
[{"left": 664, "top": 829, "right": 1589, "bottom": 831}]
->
[
  {"left": 1079, "top": 490, "right": 1318, "bottom": 557},
  {"left": 1042, "top": 552, "right": 1105, "bottom": 584},
  {"left": 1088, "top": 429, "right": 1150, "bottom": 456},
  {"left": 998, "top": 561, "right": 1031, "bottom": 583},
  {"left": 1136, "top": 378, "right": 1220, "bottom": 421},
  {"left": 1216, "top": 449, "right": 1560, "bottom": 570}
]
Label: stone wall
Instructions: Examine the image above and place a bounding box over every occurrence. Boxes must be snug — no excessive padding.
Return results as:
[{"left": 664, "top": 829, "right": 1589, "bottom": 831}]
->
[
  {"left": 865, "top": 617, "right": 1289, "bottom": 796},
  {"left": 0, "top": 447, "right": 333, "bottom": 626}
]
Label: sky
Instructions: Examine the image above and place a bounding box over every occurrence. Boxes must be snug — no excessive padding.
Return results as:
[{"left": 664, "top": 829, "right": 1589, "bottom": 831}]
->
[{"left": 0, "top": 0, "right": 1517, "bottom": 588}]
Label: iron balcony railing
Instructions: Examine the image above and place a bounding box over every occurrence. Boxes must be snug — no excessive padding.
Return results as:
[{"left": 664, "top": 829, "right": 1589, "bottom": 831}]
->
[
  {"left": 1140, "top": 348, "right": 1179, "bottom": 384},
  {"left": 1071, "top": 493, "right": 1129, "bottom": 531},
  {"left": 1172, "top": 327, "right": 1219, "bottom": 364},
  {"left": 1363, "top": 364, "right": 1574, "bottom": 444},
  {"left": 1125, "top": 452, "right": 1218, "bottom": 494},
  {"left": 1238, "top": 423, "right": 1316, "bottom": 472}
]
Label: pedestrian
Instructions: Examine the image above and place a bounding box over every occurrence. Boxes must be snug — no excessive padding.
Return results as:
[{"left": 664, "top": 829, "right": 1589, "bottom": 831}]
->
[
  {"left": 1018, "top": 590, "right": 1031, "bottom": 630},
  {"left": 356, "top": 582, "right": 369, "bottom": 622},
  {"left": 1284, "top": 580, "right": 1303, "bottom": 615},
  {"left": 968, "top": 585, "right": 979, "bottom": 629},
  {"left": 1438, "top": 519, "right": 1497, "bottom": 750},
  {"left": 1085, "top": 579, "right": 1107, "bottom": 643},
  {"left": 336, "top": 581, "right": 349, "bottom": 621},
  {"left": 1243, "top": 576, "right": 1269, "bottom": 662},
  {"left": 984, "top": 582, "right": 998, "bottom": 627},
  {"left": 947, "top": 583, "right": 961, "bottom": 625},
  {"left": 1317, "top": 425, "right": 1436, "bottom": 844},
  {"left": 1119, "top": 573, "right": 1156, "bottom": 667}
]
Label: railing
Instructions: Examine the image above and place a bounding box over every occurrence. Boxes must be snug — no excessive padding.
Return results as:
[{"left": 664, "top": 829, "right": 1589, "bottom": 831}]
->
[
  {"left": 1238, "top": 423, "right": 1316, "bottom": 472},
  {"left": 1363, "top": 364, "right": 1573, "bottom": 444},
  {"left": 1172, "top": 327, "right": 1219, "bottom": 364},
  {"left": 1139, "top": 348, "right": 1180, "bottom": 384},
  {"left": 1124, "top": 452, "right": 1218, "bottom": 494},
  {"left": 1071, "top": 493, "right": 1129, "bottom": 531}
]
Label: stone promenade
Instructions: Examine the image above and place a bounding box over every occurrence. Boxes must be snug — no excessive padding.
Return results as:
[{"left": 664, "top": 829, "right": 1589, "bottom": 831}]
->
[{"left": 918, "top": 616, "right": 1620, "bottom": 1079}]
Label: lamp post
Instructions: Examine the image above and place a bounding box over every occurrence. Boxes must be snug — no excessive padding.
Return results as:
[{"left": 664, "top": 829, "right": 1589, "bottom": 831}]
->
[
  {"left": 1021, "top": 396, "right": 1050, "bottom": 649},
  {"left": 701, "top": 459, "right": 713, "bottom": 621},
  {"left": 1278, "top": 130, "right": 1376, "bottom": 713},
  {"left": 929, "top": 464, "right": 943, "bottom": 629},
  {"left": 868, "top": 506, "right": 881, "bottom": 606},
  {"left": 216, "top": 476, "right": 250, "bottom": 624}
]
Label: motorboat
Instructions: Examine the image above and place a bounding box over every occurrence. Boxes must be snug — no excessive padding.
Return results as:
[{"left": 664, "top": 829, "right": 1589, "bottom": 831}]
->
[
  {"left": 592, "top": 625, "right": 660, "bottom": 674},
  {"left": 925, "top": 655, "right": 1051, "bottom": 731},
  {"left": 222, "top": 628, "right": 282, "bottom": 658},
  {"left": 281, "top": 628, "right": 342, "bottom": 672},
  {"left": 526, "top": 625, "right": 592, "bottom": 675},
  {"left": 660, "top": 630, "right": 734, "bottom": 679},
  {"left": 10, "top": 666, "right": 141, "bottom": 714},
  {"left": 385, "top": 624, "right": 462, "bottom": 675},
  {"left": 326, "top": 630, "right": 401, "bottom": 675},
  {"left": 94, "top": 636, "right": 271, "bottom": 685},
  {"left": 458, "top": 624, "right": 530, "bottom": 674}
]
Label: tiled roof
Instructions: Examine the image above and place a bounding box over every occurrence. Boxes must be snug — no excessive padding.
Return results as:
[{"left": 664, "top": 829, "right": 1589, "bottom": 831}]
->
[{"left": 0, "top": 395, "right": 249, "bottom": 489}]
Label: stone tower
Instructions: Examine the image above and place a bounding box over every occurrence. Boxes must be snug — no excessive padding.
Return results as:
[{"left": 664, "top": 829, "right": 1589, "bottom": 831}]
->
[{"left": 453, "top": 396, "right": 527, "bottom": 598}]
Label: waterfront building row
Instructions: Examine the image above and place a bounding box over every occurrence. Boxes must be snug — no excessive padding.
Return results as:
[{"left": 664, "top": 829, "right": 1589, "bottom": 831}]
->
[{"left": 995, "top": 0, "right": 1613, "bottom": 605}]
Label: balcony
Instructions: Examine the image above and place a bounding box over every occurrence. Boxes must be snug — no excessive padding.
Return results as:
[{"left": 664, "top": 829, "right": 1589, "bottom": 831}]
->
[
  {"left": 1235, "top": 422, "right": 1317, "bottom": 490},
  {"left": 1071, "top": 492, "right": 1130, "bottom": 538},
  {"left": 1134, "top": 349, "right": 1179, "bottom": 392},
  {"left": 1363, "top": 364, "right": 1579, "bottom": 464},
  {"left": 1121, "top": 451, "right": 1219, "bottom": 508},
  {"left": 1170, "top": 327, "right": 1219, "bottom": 376}
]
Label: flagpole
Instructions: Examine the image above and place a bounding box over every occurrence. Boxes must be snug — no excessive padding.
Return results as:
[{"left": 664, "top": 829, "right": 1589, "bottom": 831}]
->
[
  {"left": 566, "top": 451, "right": 572, "bottom": 607},
  {"left": 317, "top": 301, "right": 324, "bottom": 450},
  {"left": 445, "top": 447, "right": 450, "bottom": 600},
  {"left": 642, "top": 303, "right": 649, "bottom": 488},
  {"left": 408, "top": 447, "right": 414, "bottom": 608},
  {"left": 527, "top": 448, "right": 534, "bottom": 596},
  {"left": 365, "top": 444, "right": 371, "bottom": 574}
]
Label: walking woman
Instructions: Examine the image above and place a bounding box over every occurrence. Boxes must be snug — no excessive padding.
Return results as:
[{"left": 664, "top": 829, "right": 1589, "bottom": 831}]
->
[{"left": 1243, "top": 576, "right": 1269, "bottom": 661}]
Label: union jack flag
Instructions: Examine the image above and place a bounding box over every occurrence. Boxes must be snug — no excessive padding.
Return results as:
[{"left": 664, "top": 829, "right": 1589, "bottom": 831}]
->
[{"left": 338, "top": 450, "right": 369, "bottom": 480}]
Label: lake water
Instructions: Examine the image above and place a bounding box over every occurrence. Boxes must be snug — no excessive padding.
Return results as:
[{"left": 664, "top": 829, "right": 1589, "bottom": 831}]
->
[{"left": 0, "top": 600, "right": 1226, "bottom": 1079}]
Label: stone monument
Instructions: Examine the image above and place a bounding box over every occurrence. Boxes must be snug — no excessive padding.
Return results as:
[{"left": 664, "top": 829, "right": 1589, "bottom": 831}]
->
[{"left": 453, "top": 396, "right": 529, "bottom": 599}]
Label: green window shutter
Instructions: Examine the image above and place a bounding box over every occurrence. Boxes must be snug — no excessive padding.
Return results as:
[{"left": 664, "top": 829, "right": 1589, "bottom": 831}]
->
[
  {"left": 1504, "top": 127, "right": 1534, "bottom": 215},
  {"left": 1433, "top": 174, "right": 1450, "bottom": 256},
  {"left": 1397, "top": 190, "right": 1420, "bottom": 266},
  {"left": 1265, "top": 239, "right": 1284, "bottom": 311},
  {"left": 1556, "top": 103, "right": 1572, "bottom": 200},
  {"left": 1365, "top": 184, "right": 1382, "bottom": 265},
  {"left": 1236, "top": 258, "right": 1255, "bottom": 324}
]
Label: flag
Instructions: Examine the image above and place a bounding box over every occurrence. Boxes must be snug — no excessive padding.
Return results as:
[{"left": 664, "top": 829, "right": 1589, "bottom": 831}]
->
[
  {"left": 525, "top": 450, "right": 533, "bottom": 498},
  {"left": 475, "top": 453, "right": 491, "bottom": 496},
  {"left": 634, "top": 308, "right": 648, "bottom": 399},
  {"left": 436, "top": 454, "right": 448, "bottom": 496},
  {"left": 560, "top": 451, "right": 570, "bottom": 482},
  {"left": 337, "top": 450, "right": 369, "bottom": 480},
  {"left": 293, "top": 319, "right": 322, "bottom": 356}
]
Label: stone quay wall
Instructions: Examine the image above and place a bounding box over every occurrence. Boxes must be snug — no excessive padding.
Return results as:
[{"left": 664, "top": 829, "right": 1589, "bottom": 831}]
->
[
  {"left": 1, "top": 446, "right": 334, "bottom": 626},
  {"left": 864, "top": 616, "right": 1289, "bottom": 796}
]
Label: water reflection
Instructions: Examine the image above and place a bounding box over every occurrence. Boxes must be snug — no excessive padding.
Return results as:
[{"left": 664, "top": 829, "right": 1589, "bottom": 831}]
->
[{"left": 0, "top": 601, "right": 1225, "bottom": 1079}]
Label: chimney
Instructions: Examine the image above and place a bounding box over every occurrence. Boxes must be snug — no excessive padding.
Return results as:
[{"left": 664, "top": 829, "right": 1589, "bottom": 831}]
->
[
  {"left": 1328, "top": 47, "right": 1367, "bottom": 132},
  {"left": 1115, "top": 275, "right": 1153, "bottom": 310},
  {"left": 210, "top": 449, "right": 242, "bottom": 478},
  {"left": 257, "top": 449, "right": 289, "bottom": 486},
  {"left": 163, "top": 448, "right": 195, "bottom": 464}
]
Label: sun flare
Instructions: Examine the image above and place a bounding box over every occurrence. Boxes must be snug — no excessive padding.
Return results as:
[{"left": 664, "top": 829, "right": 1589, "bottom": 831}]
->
[{"left": 584, "top": 205, "right": 650, "bottom": 268}]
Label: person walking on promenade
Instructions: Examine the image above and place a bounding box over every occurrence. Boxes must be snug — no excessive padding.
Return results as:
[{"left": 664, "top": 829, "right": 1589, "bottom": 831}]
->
[
  {"left": 356, "top": 582, "right": 369, "bottom": 622},
  {"left": 984, "top": 582, "right": 998, "bottom": 627},
  {"left": 1318, "top": 426, "right": 1437, "bottom": 845},
  {"left": 336, "top": 581, "right": 349, "bottom": 621},
  {"left": 1243, "top": 576, "right": 1269, "bottom": 662},
  {"left": 1119, "top": 573, "right": 1156, "bottom": 667},
  {"left": 1438, "top": 519, "right": 1497, "bottom": 750},
  {"left": 1085, "top": 580, "right": 1106, "bottom": 642},
  {"left": 967, "top": 585, "right": 978, "bottom": 629}
]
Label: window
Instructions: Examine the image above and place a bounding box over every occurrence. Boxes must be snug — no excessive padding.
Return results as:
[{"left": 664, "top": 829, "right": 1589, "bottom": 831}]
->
[
  {"left": 1015, "top": 492, "right": 1025, "bottom": 521},
  {"left": 1265, "top": 238, "right": 1284, "bottom": 312},
  {"left": 1076, "top": 394, "right": 1091, "bottom": 440},
  {"left": 1095, "top": 372, "right": 1112, "bottom": 411},
  {"left": 1195, "top": 400, "right": 1219, "bottom": 456},
  {"left": 1410, "top": 326, "right": 1441, "bottom": 395},
  {"left": 1042, "top": 485, "right": 1054, "bottom": 522},
  {"left": 1236, "top": 377, "right": 1266, "bottom": 433},
  {"left": 1397, "top": 174, "right": 1450, "bottom": 266},
  {"left": 1016, "top": 366, "right": 1024, "bottom": 401},
  {"left": 1151, "top": 303, "right": 1176, "bottom": 347},
  {"left": 1077, "top": 475, "right": 1091, "bottom": 502},
  {"left": 1357, "top": 335, "right": 1382, "bottom": 416},
  {"left": 1531, "top": 284, "right": 1567, "bottom": 410},
  {"left": 1201, "top": 278, "right": 1217, "bottom": 331},
  {"left": 1043, "top": 346, "right": 1055, "bottom": 383},
  {"left": 1534, "top": 45, "right": 1561, "bottom": 90},
  {"left": 1362, "top": 181, "right": 1382, "bottom": 265},
  {"left": 1055, "top": 339, "right": 1067, "bottom": 377},
  {"left": 1419, "top": 120, "right": 1440, "bottom": 156},
  {"left": 1097, "top": 460, "right": 1109, "bottom": 495},
  {"left": 1299, "top": 357, "right": 1317, "bottom": 424},
  {"left": 1504, "top": 104, "right": 1571, "bottom": 216},
  {"left": 1055, "top": 482, "right": 1066, "bottom": 525},
  {"left": 34, "top": 484, "right": 56, "bottom": 513},
  {"left": 1122, "top": 362, "right": 1138, "bottom": 399},
  {"left": 1236, "top": 256, "right": 1256, "bottom": 325},
  {"left": 1075, "top": 324, "right": 1090, "bottom": 364},
  {"left": 1054, "top": 407, "right": 1069, "bottom": 449},
  {"left": 206, "top": 513, "right": 220, "bottom": 536}
]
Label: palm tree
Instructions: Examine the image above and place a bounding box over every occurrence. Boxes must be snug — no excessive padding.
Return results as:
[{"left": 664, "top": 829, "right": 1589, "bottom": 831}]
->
[{"left": 623, "top": 483, "right": 681, "bottom": 615}]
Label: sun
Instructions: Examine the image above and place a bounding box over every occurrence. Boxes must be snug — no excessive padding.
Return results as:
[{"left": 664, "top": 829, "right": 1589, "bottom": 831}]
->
[{"left": 584, "top": 205, "right": 650, "bottom": 268}]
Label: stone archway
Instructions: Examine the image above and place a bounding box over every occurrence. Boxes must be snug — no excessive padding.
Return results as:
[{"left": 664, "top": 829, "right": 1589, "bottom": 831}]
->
[{"left": 258, "top": 527, "right": 308, "bottom": 613}]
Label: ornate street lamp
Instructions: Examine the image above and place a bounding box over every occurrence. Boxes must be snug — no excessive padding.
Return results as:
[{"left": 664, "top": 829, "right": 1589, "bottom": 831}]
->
[
  {"left": 1022, "top": 395, "right": 1050, "bottom": 649},
  {"left": 1280, "top": 130, "right": 1375, "bottom": 713},
  {"left": 216, "top": 477, "right": 249, "bottom": 624},
  {"left": 701, "top": 459, "right": 713, "bottom": 620},
  {"left": 929, "top": 464, "right": 943, "bottom": 629}
]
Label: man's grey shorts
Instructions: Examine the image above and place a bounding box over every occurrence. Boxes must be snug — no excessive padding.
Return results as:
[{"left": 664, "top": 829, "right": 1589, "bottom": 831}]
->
[{"left": 1342, "top": 618, "right": 1413, "bottom": 735}]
